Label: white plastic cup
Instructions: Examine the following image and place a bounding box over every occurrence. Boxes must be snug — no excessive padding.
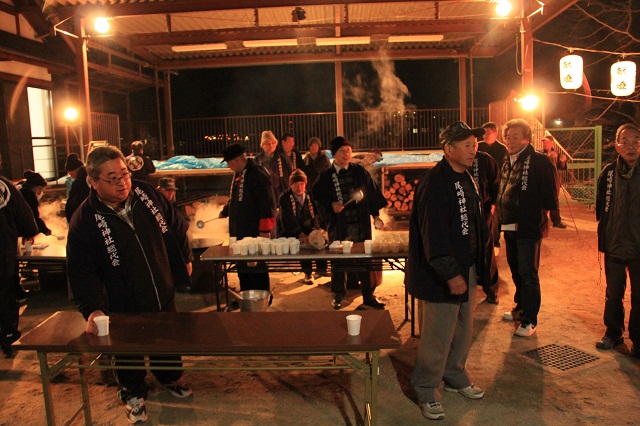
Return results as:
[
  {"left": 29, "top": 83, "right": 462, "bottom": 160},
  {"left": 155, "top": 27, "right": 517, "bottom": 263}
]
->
[
  {"left": 248, "top": 242, "right": 257, "bottom": 255},
  {"left": 275, "top": 242, "right": 284, "bottom": 255},
  {"left": 289, "top": 239, "right": 299, "bottom": 254},
  {"left": 364, "top": 240, "right": 373, "bottom": 254},
  {"left": 260, "top": 242, "right": 270, "bottom": 255},
  {"left": 342, "top": 241, "right": 353, "bottom": 254},
  {"left": 231, "top": 243, "right": 241, "bottom": 255},
  {"left": 24, "top": 242, "right": 33, "bottom": 253},
  {"left": 240, "top": 243, "right": 249, "bottom": 256},
  {"left": 346, "top": 314, "right": 362, "bottom": 336},
  {"left": 94, "top": 315, "right": 110, "bottom": 336},
  {"left": 229, "top": 236, "right": 237, "bottom": 245},
  {"left": 282, "top": 241, "right": 290, "bottom": 254}
]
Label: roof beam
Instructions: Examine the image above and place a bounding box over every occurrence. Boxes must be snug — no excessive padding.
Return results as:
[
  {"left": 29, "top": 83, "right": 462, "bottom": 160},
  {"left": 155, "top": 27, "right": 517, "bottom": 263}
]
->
[
  {"left": 156, "top": 46, "right": 500, "bottom": 70},
  {"left": 62, "top": 0, "right": 489, "bottom": 19},
  {"left": 124, "top": 19, "right": 507, "bottom": 47}
]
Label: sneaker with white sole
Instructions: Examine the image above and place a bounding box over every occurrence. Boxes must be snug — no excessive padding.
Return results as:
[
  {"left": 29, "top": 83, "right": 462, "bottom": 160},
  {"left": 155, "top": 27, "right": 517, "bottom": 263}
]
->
[
  {"left": 443, "top": 384, "right": 484, "bottom": 399},
  {"left": 300, "top": 274, "right": 314, "bottom": 285},
  {"left": 162, "top": 378, "right": 193, "bottom": 398},
  {"left": 419, "top": 401, "right": 445, "bottom": 420},
  {"left": 514, "top": 322, "right": 536, "bottom": 337},
  {"left": 502, "top": 309, "right": 522, "bottom": 322},
  {"left": 124, "top": 397, "right": 148, "bottom": 424}
]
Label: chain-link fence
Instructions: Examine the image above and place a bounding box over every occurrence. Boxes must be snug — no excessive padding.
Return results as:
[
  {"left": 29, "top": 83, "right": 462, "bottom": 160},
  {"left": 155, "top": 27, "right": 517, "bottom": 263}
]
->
[{"left": 548, "top": 126, "right": 602, "bottom": 205}]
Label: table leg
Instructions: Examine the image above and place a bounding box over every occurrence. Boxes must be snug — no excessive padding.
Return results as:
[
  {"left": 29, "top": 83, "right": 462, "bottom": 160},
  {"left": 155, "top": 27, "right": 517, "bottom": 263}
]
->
[
  {"left": 365, "top": 351, "right": 380, "bottom": 426},
  {"left": 37, "top": 352, "right": 57, "bottom": 426},
  {"left": 78, "top": 354, "right": 93, "bottom": 424}
]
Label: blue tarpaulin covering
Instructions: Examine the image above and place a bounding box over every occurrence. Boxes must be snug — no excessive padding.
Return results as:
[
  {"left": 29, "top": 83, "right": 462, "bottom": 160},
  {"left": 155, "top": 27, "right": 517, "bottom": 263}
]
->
[{"left": 153, "top": 151, "right": 443, "bottom": 170}]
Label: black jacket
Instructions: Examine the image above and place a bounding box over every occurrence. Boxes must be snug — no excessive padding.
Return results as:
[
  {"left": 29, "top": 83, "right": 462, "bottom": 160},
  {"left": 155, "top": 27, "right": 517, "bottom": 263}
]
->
[
  {"left": 496, "top": 144, "right": 559, "bottom": 239},
  {"left": 596, "top": 157, "right": 640, "bottom": 257},
  {"left": 255, "top": 151, "right": 292, "bottom": 202},
  {"left": 278, "top": 188, "right": 321, "bottom": 238},
  {"left": 67, "top": 180, "right": 193, "bottom": 319},
  {"left": 20, "top": 184, "right": 51, "bottom": 236},
  {"left": 0, "top": 176, "right": 38, "bottom": 277},
  {"left": 470, "top": 151, "right": 500, "bottom": 222},
  {"left": 303, "top": 151, "right": 331, "bottom": 185},
  {"left": 221, "top": 158, "right": 277, "bottom": 239},
  {"left": 405, "top": 159, "right": 490, "bottom": 303},
  {"left": 312, "top": 162, "right": 386, "bottom": 243},
  {"left": 65, "top": 166, "right": 90, "bottom": 222},
  {"left": 126, "top": 154, "right": 156, "bottom": 182}
]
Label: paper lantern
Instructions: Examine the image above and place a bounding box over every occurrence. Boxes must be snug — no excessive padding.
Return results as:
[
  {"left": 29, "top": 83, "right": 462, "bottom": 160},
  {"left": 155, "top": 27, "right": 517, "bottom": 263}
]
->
[
  {"left": 559, "top": 54, "right": 583, "bottom": 90},
  {"left": 610, "top": 61, "right": 637, "bottom": 97}
]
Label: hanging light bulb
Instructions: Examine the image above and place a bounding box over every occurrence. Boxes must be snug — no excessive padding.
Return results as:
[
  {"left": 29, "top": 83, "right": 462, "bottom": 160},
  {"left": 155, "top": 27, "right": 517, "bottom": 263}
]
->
[
  {"left": 611, "top": 61, "right": 637, "bottom": 97},
  {"left": 559, "top": 54, "right": 583, "bottom": 90},
  {"left": 495, "top": 0, "right": 512, "bottom": 17},
  {"left": 94, "top": 17, "right": 110, "bottom": 34}
]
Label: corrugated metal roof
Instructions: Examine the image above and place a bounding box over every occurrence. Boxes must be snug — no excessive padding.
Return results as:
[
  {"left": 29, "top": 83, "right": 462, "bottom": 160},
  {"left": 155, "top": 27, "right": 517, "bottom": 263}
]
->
[{"left": 22, "top": 0, "right": 578, "bottom": 90}]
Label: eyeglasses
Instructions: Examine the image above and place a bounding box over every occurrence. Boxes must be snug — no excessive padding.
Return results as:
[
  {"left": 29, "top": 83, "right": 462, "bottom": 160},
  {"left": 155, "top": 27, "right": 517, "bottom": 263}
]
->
[
  {"left": 615, "top": 140, "right": 640, "bottom": 147},
  {"left": 96, "top": 171, "right": 131, "bottom": 185}
]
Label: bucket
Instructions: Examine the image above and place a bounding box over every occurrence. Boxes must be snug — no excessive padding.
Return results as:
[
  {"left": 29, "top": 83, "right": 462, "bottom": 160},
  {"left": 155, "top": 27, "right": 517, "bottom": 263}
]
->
[{"left": 235, "top": 290, "right": 272, "bottom": 312}]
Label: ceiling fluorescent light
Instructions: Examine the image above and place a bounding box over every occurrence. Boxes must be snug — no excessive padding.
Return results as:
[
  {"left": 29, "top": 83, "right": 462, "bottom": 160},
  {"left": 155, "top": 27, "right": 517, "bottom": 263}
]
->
[
  {"left": 388, "top": 35, "right": 444, "bottom": 43},
  {"left": 172, "top": 43, "right": 227, "bottom": 52},
  {"left": 316, "top": 36, "right": 371, "bottom": 46},
  {"left": 243, "top": 39, "right": 298, "bottom": 48}
]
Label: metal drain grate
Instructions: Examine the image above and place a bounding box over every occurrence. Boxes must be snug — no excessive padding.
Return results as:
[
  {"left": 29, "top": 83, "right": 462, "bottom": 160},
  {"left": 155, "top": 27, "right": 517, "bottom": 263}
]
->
[{"left": 522, "top": 344, "right": 600, "bottom": 371}]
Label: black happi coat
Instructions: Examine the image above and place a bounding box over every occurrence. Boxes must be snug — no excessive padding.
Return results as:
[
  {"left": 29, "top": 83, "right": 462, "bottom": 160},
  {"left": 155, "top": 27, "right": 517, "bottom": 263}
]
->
[{"left": 312, "top": 162, "right": 386, "bottom": 243}]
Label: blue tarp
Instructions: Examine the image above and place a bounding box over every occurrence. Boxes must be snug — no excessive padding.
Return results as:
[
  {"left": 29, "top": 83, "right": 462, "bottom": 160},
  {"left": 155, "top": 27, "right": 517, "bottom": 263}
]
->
[{"left": 153, "top": 151, "right": 443, "bottom": 170}]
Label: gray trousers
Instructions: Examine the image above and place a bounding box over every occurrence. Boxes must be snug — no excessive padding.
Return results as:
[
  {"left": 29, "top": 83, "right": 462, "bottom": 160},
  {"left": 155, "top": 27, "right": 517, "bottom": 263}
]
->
[{"left": 412, "top": 266, "right": 477, "bottom": 403}]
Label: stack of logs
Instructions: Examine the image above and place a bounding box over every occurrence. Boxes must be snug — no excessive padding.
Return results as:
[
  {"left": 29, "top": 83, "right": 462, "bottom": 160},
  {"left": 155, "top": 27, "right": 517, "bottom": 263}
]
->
[{"left": 384, "top": 173, "right": 418, "bottom": 213}]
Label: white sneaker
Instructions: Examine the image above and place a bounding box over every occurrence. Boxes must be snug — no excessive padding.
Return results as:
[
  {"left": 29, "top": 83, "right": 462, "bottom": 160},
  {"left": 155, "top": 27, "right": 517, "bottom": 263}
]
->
[
  {"left": 443, "top": 384, "right": 484, "bottom": 399},
  {"left": 419, "top": 401, "right": 445, "bottom": 420},
  {"left": 502, "top": 309, "right": 522, "bottom": 322},
  {"left": 514, "top": 322, "right": 536, "bottom": 337}
]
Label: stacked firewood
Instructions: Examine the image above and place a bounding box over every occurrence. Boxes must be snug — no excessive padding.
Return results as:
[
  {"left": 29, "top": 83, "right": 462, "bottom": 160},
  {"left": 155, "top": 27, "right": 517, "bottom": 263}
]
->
[{"left": 384, "top": 173, "right": 418, "bottom": 213}]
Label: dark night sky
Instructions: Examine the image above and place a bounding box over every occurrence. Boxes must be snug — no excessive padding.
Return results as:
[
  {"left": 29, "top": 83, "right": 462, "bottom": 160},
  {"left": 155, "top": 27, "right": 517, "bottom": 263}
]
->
[{"left": 164, "top": 57, "right": 522, "bottom": 120}]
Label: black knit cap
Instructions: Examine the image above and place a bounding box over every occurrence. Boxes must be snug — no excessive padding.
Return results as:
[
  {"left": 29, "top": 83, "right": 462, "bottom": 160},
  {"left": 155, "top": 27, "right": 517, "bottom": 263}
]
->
[
  {"left": 23, "top": 170, "right": 47, "bottom": 187},
  {"left": 330, "top": 136, "right": 352, "bottom": 156},
  {"left": 64, "top": 153, "right": 83, "bottom": 172},
  {"left": 222, "top": 143, "right": 245, "bottom": 163}
]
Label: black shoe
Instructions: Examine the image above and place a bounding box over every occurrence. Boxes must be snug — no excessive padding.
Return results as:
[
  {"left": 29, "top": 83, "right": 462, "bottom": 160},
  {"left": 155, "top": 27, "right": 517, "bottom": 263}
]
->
[
  {"left": 595, "top": 335, "right": 624, "bottom": 350},
  {"left": 16, "top": 288, "right": 29, "bottom": 304},
  {"left": 553, "top": 222, "right": 567, "bottom": 229},
  {"left": 485, "top": 294, "right": 499, "bottom": 305},
  {"left": 1, "top": 330, "right": 21, "bottom": 359},
  {"left": 332, "top": 294, "right": 344, "bottom": 310},
  {"left": 363, "top": 298, "right": 385, "bottom": 309}
]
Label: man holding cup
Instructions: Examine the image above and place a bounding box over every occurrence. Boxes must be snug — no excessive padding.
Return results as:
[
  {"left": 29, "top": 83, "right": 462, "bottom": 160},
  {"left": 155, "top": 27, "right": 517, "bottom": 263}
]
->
[
  {"left": 67, "top": 146, "right": 194, "bottom": 424},
  {"left": 406, "top": 122, "right": 491, "bottom": 420},
  {"left": 312, "top": 136, "right": 387, "bottom": 309}
]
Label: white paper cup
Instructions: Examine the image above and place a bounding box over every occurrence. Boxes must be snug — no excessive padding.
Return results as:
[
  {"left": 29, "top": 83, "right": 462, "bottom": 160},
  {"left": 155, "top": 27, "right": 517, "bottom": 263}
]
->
[
  {"left": 346, "top": 314, "right": 362, "bottom": 336},
  {"left": 231, "top": 243, "right": 241, "bottom": 255},
  {"left": 364, "top": 240, "right": 373, "bottom": 254},
  {"left": 289, "top": 239, "right": 299, "bottom": 254},
  {"left": 94, "top": 315, "right": 110, "bottom": 336},
  {"left": 342, "top": 241, "right": 353, "bottom": 254},
  {"left": 248, "top": 242, "right": 257, "bottom": 255},
  {"left": 275, "top": 242, "right": 284, "bottom": 255},
  {"left": 240, "top": 243, "right": 248, "bottom": 255},
  {"left": 229, "top": 236, "right": 237, "bottom": 245},
  {"left": 260, "top": 242, "right": 270, "bottom": 255},
  {"left": 282, "top": 241, "right": 290, "bottom": 254}
]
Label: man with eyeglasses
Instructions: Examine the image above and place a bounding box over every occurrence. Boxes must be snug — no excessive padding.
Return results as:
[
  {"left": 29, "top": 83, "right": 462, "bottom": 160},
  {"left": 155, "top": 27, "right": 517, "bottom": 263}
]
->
[
  {"left": 595, "top": 123, "right": 640, "bottom": 359},
  {"left": 67, "top": 145, "right": 194, "bottom": 424},
  {"left": 496, "top": 119, "right": 559, "bottom": 338}
]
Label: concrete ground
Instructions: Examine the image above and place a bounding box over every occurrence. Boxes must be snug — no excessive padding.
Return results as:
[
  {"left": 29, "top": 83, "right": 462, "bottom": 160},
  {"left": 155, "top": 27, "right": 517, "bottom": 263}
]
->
[{"left": 1, "top": 201, "right": 639, "bottom": 425}]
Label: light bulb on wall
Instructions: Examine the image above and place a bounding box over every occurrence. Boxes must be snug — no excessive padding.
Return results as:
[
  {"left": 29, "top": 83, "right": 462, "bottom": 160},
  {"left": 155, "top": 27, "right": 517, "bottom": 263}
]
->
[{"left": 64, "top": 107, "right": 78, "bottom": 121}]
